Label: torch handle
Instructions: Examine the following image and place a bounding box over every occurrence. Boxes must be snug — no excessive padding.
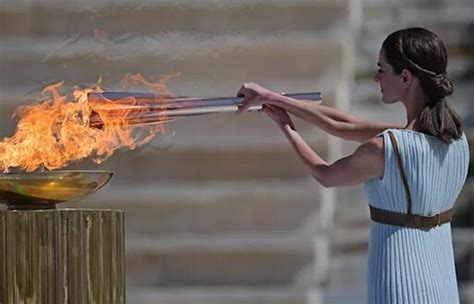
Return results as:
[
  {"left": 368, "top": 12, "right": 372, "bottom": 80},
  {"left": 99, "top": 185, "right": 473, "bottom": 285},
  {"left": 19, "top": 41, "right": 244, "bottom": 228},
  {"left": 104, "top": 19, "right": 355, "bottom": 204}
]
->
[
  {"left": 88, "top": 91, "right": 322, "bottom": 127},
  {"left": 88, "top": 92, "right": 322, "bottom": 107}
]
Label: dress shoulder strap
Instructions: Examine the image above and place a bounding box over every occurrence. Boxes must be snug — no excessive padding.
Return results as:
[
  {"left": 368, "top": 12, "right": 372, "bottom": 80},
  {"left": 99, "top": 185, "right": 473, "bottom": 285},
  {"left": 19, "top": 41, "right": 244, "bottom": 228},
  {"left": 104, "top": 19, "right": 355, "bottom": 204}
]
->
[{"left": 387, "top": 130, "right": 413, "bottom": 214}]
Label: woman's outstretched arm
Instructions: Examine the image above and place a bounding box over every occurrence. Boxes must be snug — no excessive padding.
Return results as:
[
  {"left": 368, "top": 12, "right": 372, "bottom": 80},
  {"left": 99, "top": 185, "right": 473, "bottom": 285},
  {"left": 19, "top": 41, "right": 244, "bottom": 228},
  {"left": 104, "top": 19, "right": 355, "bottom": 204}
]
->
[
  {"left": 237, "top": 82, "right": 404, "bottom": 143},
  {"left": 263, "top": 105, "right": 384, "bottom": 187},
  {"left": 271, "top": 96, "right": 402, "bottom": 142}
]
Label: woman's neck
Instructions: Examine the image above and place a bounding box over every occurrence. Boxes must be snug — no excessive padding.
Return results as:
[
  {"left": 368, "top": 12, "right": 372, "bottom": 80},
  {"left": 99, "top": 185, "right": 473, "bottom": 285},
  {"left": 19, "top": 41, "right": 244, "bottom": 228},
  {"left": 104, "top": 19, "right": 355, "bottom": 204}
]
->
[{"left": 402, "top": 86, "right": 428, "bottom": 131}]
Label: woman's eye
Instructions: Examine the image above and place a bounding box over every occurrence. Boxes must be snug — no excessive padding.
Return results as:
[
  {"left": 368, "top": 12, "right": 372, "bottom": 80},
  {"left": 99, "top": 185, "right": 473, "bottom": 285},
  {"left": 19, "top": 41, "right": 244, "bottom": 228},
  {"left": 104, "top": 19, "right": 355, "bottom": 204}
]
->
[{"left": 378, "top": 69, "right": 384, "bottom": 74}]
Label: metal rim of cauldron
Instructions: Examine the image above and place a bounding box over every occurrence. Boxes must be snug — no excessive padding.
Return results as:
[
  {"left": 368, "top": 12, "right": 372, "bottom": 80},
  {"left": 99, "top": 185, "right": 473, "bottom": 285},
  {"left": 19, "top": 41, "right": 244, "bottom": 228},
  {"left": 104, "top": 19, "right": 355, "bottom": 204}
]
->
[{"left": 0, "top": 170, "right": 114, "bottom": 210}]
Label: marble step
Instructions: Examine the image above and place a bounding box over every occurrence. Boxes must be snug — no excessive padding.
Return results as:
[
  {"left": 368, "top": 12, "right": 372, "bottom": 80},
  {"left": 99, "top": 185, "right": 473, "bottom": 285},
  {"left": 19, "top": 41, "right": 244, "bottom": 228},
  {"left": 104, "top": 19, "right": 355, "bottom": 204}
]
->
[
  {"left": 79, "top": 179, "right": 324, "bottom": 234},
  {"left": 323, "top": 253, "right": 366, "bottom": 304},
  {"left": 332, "top": 228, "right": 368, "bottom": 255},
  {"left": 362, "top": 0, "right": 474, "bottom": 29},
  {"left": 125, "top": 233, "right": 328, "bottom": 286},
  {"left": 127, "top": 286, "right": 319, "bottom": 304},
  {"left": 364, "top": 4, "right": 474, "bottom": 24},
  {"left": 0, "top": 0, "right": 350, "bottom": 38},
  {"left": 99, "top": 147, "right": 324, "bottom": 181},
  {"left": 0, "top": 33, "right": 346, "bottom": 90},
  {"left": 62, "top": 146, "right": 321, "bottom": 181},
  {"left": 334, "top": 185, "right": 369, "bottom": 224},
  {"left": 357, "top": 3, "right": 474, "bottom": 79}
]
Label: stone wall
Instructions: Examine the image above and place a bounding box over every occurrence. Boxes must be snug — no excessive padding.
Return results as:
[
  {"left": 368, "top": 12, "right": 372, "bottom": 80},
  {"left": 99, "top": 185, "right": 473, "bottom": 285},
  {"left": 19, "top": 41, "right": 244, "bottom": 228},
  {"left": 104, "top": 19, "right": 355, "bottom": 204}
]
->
[{"left": 0, "top": 1, "right": 356, "bottom": 303}]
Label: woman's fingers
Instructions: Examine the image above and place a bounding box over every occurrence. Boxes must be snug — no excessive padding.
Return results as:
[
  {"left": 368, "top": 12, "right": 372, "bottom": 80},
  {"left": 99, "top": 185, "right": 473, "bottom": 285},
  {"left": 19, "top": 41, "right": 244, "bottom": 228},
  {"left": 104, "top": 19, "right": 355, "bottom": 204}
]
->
[
  {"left": 236, "top": 102, "right": 249, "bottom": 114},
  {"left": 267, "top": 104, "right": 286, "bottom": 118},
  {"left": 262, "top": 104, "right": 274, "bottom": 116},
  {"left": 236, "top": 96, "right": 256, "bottom": 114},
  {"left": 263, "top": 105, "right": 281, "bottom": 122},
  {"left": 236, "top": 84, "right": 256, "bottom": 114},
  {"left": 236, "top": 85, "right": 248, "bottom": 98},
  {"left": 236, "top": 82, "right": 275, "bottom": 114},
  {"left": 264, "top": 105, "right": 295, "bottom": 129},
  {"left": 237, "top": 83, "right": 257, "bottom": 98}
]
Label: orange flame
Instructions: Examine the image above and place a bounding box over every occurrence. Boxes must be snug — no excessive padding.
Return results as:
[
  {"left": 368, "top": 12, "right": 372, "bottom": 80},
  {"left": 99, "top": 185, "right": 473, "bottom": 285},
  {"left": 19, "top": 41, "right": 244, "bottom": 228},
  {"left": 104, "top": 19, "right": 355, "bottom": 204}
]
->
[{"left": 0, "top": 75, "right": 174, "bottom": 173}]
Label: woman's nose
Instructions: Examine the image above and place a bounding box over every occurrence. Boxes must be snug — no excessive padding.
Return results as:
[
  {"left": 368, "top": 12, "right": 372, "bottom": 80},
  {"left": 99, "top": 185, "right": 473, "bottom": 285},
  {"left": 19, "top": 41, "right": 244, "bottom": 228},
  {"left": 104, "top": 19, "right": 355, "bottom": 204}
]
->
[{"left": 374, "top": 73, "right": 380, "bottom": 82}]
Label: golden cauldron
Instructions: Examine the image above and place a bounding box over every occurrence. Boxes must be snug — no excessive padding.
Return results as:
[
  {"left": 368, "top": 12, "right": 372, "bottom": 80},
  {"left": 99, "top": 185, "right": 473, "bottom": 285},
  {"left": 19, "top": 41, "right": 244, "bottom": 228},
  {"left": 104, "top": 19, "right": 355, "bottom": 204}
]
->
[{"left": 0, "top": 170, "right": 114, "bottom": 210}]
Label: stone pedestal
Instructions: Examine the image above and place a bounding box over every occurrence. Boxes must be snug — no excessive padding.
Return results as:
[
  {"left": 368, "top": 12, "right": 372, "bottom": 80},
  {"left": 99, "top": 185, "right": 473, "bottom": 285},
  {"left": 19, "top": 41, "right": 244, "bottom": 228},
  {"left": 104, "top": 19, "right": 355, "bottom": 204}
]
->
[{"left": 0, "top": 209, "right": 125, "bottom": 304}]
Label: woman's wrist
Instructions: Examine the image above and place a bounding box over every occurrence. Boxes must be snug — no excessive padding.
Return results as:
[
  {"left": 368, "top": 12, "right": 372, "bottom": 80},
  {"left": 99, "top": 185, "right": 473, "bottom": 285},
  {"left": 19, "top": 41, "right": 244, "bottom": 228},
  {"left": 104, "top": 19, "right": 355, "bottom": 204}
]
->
[{"left": 265, "top": 92, "right": 290, "bottom": 105}]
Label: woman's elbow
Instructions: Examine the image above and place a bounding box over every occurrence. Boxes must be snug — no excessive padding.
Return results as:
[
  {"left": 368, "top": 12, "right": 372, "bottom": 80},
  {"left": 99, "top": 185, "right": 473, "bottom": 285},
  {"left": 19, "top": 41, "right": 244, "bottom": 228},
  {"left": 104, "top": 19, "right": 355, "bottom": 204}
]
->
[
  {"left": 311, "top": 172, "right": 337, "bottom": 188},
  {"left": 327, "top": 122, "right": 362, "bottom": 142}
]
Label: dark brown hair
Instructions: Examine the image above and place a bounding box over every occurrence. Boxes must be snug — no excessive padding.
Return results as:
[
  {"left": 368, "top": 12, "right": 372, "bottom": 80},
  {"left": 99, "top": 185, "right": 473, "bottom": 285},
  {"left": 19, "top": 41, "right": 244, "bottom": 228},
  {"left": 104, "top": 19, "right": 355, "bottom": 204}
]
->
[{"left": 382, "top": 27, "right": 463, "bottom": 143}]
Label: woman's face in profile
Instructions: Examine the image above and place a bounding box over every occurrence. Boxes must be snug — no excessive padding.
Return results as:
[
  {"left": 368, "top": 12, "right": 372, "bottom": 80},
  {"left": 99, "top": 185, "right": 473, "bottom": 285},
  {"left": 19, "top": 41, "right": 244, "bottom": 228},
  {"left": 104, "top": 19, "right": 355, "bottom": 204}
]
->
[{"left": 374, "top": 49, "right": 404, "bottom": 104}]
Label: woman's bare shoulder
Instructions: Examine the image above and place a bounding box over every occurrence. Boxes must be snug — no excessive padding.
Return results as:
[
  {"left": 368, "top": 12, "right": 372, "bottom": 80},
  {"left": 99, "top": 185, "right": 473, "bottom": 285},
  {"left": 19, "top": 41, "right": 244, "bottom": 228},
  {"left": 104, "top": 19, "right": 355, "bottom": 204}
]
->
[{"left": 360, "top": 135, "right": 385, "bottom": 154}]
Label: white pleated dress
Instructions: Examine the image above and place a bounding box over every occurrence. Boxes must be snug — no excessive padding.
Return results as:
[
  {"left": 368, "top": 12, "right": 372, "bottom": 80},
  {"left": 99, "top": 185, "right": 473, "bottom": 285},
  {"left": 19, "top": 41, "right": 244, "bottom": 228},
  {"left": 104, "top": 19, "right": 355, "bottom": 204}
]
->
[{"left": 363, "top": 129, "right": 470, "bottom": 304}]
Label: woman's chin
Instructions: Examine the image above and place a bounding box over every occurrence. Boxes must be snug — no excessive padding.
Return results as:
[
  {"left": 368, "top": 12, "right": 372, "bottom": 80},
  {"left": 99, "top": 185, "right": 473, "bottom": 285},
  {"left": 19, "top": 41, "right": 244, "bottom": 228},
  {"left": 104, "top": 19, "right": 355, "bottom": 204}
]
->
[{"left": 381, "top": 96, "right": 397, "bottom": 104}]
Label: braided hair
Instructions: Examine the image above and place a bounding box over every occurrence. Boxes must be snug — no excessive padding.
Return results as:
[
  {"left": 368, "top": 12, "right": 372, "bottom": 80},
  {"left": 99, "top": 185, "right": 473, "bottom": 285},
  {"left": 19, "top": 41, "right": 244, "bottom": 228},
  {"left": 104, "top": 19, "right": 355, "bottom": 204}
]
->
[{"left": 382, "top": 27, "right": 463, "bottom": 143}]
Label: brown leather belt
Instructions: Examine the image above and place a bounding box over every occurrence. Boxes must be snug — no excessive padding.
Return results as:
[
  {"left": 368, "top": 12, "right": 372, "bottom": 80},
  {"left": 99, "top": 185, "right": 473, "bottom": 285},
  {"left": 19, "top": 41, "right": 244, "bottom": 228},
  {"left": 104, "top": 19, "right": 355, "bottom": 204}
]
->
[{"left": 369, "top": 205, "right": 453, "bottom": 230}]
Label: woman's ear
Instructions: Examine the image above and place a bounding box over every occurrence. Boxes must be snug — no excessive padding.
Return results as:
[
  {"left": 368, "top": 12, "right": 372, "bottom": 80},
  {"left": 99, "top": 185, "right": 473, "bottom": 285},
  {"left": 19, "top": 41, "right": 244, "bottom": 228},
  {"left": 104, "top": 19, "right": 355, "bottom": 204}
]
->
[{"left": 401, "top": 69, "right": 413, "bottom": 87}]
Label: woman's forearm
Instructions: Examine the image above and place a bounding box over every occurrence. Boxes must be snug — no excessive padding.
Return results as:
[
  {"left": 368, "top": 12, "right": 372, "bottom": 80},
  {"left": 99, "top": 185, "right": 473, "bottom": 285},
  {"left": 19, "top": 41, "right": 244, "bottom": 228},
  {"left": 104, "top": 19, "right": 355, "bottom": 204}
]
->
[
  {"left": 267, "top": 94, "right": 393, "bottom": 142},
  {"left": 280, "top": 124, "right": 330, "bottom": 186}
]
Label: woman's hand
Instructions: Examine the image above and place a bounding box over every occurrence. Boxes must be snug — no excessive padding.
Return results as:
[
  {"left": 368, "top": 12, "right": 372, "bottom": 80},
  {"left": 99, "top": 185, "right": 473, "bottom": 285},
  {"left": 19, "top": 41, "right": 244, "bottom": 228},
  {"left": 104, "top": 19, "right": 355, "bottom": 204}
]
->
[
  {"left": 236, "top": 82, "right": 277, "bottom": 114},
  {"left": 262, "top": 104, "right": 296, "bottom": 130}
]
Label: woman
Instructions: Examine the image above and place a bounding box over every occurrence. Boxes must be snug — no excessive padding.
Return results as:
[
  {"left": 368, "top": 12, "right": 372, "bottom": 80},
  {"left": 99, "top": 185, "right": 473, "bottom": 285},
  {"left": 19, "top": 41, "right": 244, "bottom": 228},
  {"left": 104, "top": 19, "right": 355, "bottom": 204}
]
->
[{"left": 236, "top": 28, "right": 469, "bottom": 303}]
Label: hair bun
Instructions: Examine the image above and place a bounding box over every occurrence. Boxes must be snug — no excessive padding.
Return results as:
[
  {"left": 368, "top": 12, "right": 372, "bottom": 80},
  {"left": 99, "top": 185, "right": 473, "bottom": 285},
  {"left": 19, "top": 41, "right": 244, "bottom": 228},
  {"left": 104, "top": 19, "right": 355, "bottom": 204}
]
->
[{"left": 427, "top": 73, "right": 453, "bottom": 103}]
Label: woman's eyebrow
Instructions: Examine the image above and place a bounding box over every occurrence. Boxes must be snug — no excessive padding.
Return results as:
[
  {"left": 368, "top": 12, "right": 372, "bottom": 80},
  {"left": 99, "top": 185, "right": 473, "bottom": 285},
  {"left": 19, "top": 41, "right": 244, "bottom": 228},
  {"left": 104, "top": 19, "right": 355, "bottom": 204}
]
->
[{"left": 377, "top": 62, "right": 385, "bottom": 67}]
